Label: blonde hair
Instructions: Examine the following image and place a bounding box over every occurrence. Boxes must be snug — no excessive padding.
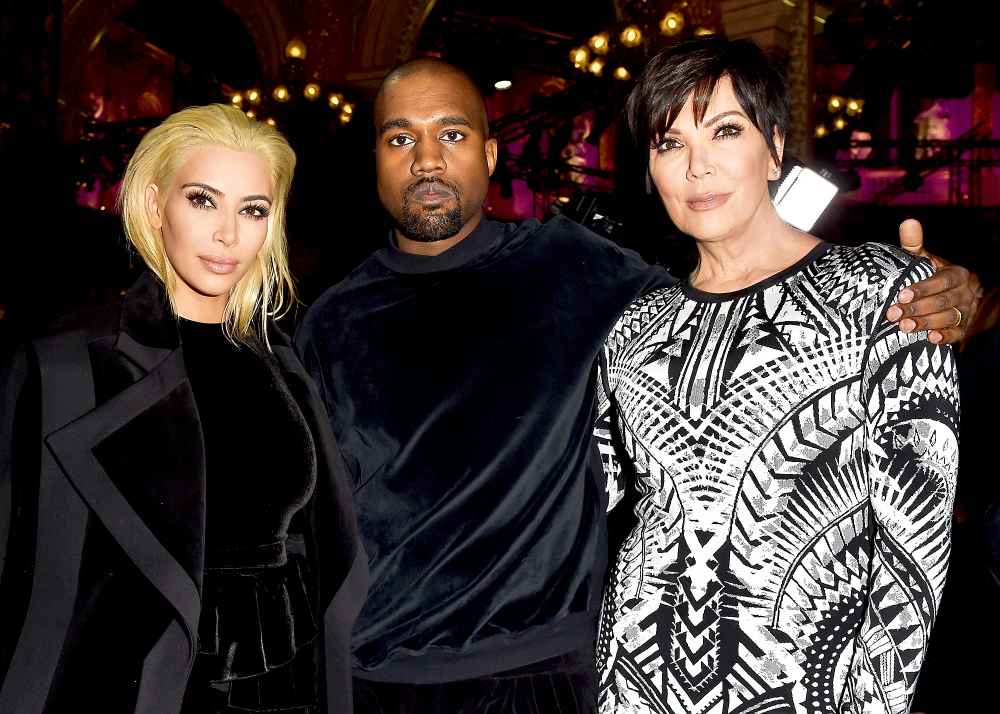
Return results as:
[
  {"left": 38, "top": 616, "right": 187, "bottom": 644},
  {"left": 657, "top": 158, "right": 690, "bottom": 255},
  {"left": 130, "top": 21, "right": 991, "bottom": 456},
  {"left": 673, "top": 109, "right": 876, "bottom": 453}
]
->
[{"left": 119, "top": 103, "right": 297, "bottom": 346}]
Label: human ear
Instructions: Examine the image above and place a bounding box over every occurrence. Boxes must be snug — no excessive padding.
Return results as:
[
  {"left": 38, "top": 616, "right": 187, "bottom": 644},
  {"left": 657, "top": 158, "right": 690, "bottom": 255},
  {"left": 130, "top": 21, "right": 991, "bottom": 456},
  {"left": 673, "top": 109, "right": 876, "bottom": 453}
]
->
[
  {"left": 145, "top": 184, "right": 163, "bottom": 229},
  {"left": 769, "top": 127, "right": 785, "bottom": 180},
  {"left": 485, "top": 137, "right": 499, "bottom": 176}
]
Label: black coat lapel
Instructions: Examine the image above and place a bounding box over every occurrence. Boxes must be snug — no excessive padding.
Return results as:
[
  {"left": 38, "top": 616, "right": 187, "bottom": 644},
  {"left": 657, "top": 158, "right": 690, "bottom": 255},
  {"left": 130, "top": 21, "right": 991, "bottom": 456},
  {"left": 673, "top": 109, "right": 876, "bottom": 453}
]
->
[
  {"left": 44, "top": 347, "right": 203, "bottom": 658},
  {"left": 272, "top": 343, "right": 367, "bottom": 710}
]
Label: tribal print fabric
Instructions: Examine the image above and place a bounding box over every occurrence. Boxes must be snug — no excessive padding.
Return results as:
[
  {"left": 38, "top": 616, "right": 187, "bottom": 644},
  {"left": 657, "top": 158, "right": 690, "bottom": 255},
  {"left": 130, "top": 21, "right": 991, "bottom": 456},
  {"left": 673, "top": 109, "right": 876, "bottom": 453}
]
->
[{"left": 595, "top": 243, "right": 958, "bottom": 714}]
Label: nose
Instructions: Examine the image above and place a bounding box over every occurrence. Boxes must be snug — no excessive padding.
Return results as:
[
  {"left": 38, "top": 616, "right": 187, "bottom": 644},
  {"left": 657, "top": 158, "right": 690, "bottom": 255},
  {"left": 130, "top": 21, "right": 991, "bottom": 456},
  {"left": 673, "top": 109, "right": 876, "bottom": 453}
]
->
[
  {"left": 213, "top": 210, "right": 238, "bottom": 247},
  {"left": 686, "top": 143, "right": 715, "bottom": 181},
  {"left": 411, "top": 136, "right": 446, "bottom": 177}
]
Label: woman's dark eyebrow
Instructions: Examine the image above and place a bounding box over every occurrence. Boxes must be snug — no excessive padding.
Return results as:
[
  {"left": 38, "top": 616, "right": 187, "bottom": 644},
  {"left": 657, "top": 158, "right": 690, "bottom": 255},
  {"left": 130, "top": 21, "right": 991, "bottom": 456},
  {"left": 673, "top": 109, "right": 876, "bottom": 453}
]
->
[
  {"left": 181, "top": 182, "right": 271, "bottom": 204},
  {"left": 663, "top": 110, "right": 748, "bottom": 135}
]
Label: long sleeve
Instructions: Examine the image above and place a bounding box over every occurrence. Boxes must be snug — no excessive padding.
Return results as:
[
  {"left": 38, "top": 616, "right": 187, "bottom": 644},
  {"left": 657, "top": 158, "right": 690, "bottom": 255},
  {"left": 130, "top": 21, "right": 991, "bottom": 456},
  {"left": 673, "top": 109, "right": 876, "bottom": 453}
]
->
[
  {"left": 842, "top": 259, "right": 960, "bottom": 713},
  {"left": 595, "top": 349, "right": 627, "bottom": 512}
]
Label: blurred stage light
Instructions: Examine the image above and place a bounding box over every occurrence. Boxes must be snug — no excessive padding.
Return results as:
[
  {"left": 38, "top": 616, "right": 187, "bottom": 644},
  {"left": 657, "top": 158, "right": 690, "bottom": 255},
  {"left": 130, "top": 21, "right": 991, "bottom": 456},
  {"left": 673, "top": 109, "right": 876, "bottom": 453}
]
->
[
  {"left": 570, "top": 46, "right": 590, "bottom": 68},
  {"left": 833, "top": 116, "right": 847, "bottom": 131},
  {"left": 660, "top": 12, "right": 684, "bottom": 36},
  {"left": 247, "top": 89, "right": 261, "bottom": 104},
  {"left": 589, "top": 58, "right": 605, "bottom": 76},
  {"left": 285, "top": 38, "right": 307, "bottom": 60},
  {"left": 245, "top": 110, "right": 256, "bottom": 119},
  {"left": 231, "top": 93, "right": 243, "bottom": 105},
  {"left": 304, "top": 83, "right": 321, "bottom": 100},
  {"left": 846, "top": 98, "right": 863, "bottom": 116},
  {"left": 589, "top": 33, "right": 610, "bottom": 54},
  {"left": 494, "top": 80, "right": 512, "bottom": 90},
  {"left": 614, "top": 66, "right": 631, "bottom": 81},
  {"left": 815, "top": 124, "right": 828, "bottom": 138},
  {"left": 695, "top": 27, "right": 715, "bottom": 36},
  {"left": 620, "top": 26, "right": 643, "bottom": 47},
  {"left": 827, "top": 95, "right": 843, "bottom": 112},
  {"left": 273, "top": 85, "right": 290, "bottom": 102},
  {"left": 328, "top": 92, "right": 343, "bottom": 107},
  {"left": 265, "top": 118, "right": 277, "bottom": 127},
  {"left": 342, "top": 103, "right": 354, "bottom": 115}
]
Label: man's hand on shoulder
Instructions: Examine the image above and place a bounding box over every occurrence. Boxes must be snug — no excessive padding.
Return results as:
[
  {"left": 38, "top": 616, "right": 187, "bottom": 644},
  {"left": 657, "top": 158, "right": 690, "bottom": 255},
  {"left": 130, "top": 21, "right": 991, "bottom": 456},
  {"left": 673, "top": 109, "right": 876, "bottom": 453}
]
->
[{"left": 886, "top": 218, "right": 983, "bottom": 345}]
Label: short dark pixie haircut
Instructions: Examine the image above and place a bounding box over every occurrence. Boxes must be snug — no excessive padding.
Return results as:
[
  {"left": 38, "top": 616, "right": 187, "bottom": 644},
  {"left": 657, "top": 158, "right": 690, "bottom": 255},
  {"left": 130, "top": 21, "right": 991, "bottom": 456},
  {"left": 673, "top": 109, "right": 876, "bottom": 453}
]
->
[{"left": 626, "top": 36, "right": 790, "bottom": 165}]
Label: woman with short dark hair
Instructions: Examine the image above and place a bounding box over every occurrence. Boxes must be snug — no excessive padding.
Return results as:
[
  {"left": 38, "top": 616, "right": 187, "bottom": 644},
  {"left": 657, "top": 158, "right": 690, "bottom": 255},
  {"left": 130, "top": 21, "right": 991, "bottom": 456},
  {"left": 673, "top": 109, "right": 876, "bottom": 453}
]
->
[{"left": 595, "top": 37, "right": 958, "bottom": 713}]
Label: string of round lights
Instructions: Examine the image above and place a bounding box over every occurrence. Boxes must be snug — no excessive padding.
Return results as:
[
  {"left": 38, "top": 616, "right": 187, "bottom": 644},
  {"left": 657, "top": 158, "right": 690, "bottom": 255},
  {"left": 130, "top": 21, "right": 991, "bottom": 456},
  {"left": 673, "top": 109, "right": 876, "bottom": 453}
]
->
[
  {"left": 566, "top": 3, "right": 719, "bottom": 83},
  {"left": 815, "top": 95, "right": 864, "bottom": 140},
  {"left": 225, "top": 38, "right": 355, "bottom": 128}
]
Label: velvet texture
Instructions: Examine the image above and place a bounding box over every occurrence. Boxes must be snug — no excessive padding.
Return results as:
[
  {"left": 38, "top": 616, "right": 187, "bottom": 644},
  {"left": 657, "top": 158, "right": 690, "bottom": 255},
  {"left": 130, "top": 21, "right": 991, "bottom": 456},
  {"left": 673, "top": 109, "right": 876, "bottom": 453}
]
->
[
  {"left": 296, "top": 217, "right": 676, "bottom": 682},
  {"left": 0, "top": 273, "right": 366, "bottom": 714}
]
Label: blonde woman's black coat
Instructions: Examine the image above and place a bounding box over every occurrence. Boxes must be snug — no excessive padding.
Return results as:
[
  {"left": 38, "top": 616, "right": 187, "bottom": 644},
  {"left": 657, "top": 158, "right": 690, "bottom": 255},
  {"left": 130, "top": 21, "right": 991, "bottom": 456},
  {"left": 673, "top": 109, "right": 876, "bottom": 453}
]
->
[{"left": 0, "top": 272, "right": 367, "bottom": 714}]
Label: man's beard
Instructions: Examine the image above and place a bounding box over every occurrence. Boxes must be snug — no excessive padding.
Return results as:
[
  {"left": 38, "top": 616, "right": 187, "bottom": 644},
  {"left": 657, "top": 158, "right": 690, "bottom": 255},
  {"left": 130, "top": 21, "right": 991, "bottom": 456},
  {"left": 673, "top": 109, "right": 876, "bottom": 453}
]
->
[{"left": 399, "top": 178, "right": 465, "bottom": 243}]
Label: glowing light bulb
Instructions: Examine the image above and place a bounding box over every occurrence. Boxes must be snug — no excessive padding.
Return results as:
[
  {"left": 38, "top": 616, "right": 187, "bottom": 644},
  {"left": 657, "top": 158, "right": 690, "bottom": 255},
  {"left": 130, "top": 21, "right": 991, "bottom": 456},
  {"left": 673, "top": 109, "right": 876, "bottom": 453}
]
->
[
  {"left": 589, "top": 33, "right": 610, "bottom": 54},
  {"left": 231, "top": 93, "right": 243, "bottom": 105},
  {"left": 660, "top": 12, "right": 684, "bottom": 36},
  {"left": 328, "top": 92, "right": 343, "bottom": 107},
  {"left": 620, "top": 26, "right": 643, "bottom": 47},
  {"left": 273, "top": 85, "right": 289, "bottom": 102},
  {"left": 570, "top": 46, "right": 589, "bottom": 68},
  {"left": 588, "top": 58, "right": 605, "bottom": 76},
  {"left": 304, "top": 83, "right": 321, "bottom": 100},
  {"left": 614, "top": 66, "right": 631, "bottom": 81},
  {"left": 827, "top": 95, "right": 843, "bottom": 113},
  {"left": 285, "top": 38, "right": 306, "bottom": 60},
  {"left": 494, "top": 79, "right": 512, "bottom": 90},
  {"left": 246, "top": 89, "right": 261, "bottom": 104},
  {"left": 815, "top": 124, "right": 828, "bottom": 138}
]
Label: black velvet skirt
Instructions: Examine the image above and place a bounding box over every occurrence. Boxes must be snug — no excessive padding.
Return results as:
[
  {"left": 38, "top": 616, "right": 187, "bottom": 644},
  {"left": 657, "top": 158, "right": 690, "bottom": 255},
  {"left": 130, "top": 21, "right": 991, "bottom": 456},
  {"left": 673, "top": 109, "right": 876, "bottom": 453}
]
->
[{"left": 180, "top": 553, "right": 319, "bottom": 713}]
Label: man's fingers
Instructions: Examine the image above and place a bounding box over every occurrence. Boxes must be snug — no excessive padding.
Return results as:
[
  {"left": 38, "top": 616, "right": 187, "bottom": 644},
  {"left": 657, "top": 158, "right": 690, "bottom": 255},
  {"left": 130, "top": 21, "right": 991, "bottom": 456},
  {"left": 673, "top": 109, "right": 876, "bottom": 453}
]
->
[
  {"left": 899, "top": 218, "right": 927, "bottom": 257},
  {"left": 893, "top": 267, "right": 962, "bottom": 305}
]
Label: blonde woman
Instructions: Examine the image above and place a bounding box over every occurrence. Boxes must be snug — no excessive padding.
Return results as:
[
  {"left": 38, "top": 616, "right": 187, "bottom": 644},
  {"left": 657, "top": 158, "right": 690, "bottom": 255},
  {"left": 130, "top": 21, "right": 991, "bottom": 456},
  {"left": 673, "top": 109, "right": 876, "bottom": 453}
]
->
[{"left": 0, "top": 104, "right": 366, "bottom": 714}]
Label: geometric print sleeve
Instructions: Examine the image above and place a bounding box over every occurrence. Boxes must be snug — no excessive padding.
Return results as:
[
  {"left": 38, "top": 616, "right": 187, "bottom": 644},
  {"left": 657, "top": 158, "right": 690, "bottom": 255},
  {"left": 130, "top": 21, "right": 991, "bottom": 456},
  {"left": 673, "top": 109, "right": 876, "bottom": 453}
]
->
[
  {"left": 843, "top": 257, "right": 959, "bottom": 714},
  {"left": 596, "top": 349, "right": 626, "bottom": 512}
]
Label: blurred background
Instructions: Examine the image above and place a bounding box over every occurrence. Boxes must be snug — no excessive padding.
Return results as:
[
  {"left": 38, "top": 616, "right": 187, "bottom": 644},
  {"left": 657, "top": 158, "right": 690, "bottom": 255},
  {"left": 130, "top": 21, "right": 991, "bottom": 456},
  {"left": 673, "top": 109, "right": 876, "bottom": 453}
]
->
[{"left": 1, "top": 1, "right": 998, "bottom": 709}]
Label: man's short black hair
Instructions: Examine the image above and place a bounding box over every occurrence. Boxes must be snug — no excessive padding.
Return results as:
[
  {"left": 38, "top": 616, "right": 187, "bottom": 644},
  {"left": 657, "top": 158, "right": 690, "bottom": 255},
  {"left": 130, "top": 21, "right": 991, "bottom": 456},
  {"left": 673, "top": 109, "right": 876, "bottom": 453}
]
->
[{"left": 626, "top": 36, "right": 790, "bottom": 164}]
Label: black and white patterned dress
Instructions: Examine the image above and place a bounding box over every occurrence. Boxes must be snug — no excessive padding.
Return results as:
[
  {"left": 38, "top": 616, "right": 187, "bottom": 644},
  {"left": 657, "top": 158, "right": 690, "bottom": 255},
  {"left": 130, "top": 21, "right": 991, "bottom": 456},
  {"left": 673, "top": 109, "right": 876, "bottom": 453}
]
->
[{"left": 595, "top": 242, "right": 959, "bottom": 714}]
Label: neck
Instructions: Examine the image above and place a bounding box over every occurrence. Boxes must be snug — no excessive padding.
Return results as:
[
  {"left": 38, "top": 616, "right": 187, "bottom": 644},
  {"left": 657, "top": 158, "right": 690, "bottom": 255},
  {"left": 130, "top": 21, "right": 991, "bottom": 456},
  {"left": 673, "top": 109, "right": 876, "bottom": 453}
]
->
[
  {"left": 690, "top": 198, "right": 818, "bottom": 293},
  {"left": 175, "top": 293, "right": 227, "bottom": 324},
  {"left": 395, "top": 210, "right": 483, "bottom": 256}
]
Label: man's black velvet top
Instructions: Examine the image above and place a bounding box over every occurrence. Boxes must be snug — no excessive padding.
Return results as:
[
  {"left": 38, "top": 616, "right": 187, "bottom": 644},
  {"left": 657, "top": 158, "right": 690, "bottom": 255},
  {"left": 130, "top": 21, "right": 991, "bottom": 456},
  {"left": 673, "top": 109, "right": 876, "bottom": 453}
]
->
[{"left": 296, "top": 216, "right": 675, "bottom": 683}]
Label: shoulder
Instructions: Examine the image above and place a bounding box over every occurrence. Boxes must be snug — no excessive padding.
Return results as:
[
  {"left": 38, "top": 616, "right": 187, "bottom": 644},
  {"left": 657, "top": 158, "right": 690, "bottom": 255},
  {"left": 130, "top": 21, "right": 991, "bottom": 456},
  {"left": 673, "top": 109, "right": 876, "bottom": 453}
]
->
[
  {"left": 299, "top": 255, "right": 384, "bottom": 331},
  {"left": 810, "top": 242, "right": 930, "bottom": 310},
  {"left": 606, "top": 284, "right": 685, "bottom": 352}
]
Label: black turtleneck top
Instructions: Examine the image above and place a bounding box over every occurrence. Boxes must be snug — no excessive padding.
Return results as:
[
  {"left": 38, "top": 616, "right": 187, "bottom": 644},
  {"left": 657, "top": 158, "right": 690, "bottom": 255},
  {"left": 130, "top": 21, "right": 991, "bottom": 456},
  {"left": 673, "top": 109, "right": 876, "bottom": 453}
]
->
[
  {"left": 296, "top": 216, "right": 675, "bottom": 683},
  {"left": 178, "top": 319, "right": 317, "bottom": 568}
]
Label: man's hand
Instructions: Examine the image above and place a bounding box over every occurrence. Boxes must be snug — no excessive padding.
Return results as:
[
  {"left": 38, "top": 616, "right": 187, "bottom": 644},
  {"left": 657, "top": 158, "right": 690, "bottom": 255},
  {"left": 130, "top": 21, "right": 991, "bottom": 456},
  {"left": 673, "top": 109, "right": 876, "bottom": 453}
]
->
[{"left": 887, "top": 218, "right": 983, "bottom": 344}]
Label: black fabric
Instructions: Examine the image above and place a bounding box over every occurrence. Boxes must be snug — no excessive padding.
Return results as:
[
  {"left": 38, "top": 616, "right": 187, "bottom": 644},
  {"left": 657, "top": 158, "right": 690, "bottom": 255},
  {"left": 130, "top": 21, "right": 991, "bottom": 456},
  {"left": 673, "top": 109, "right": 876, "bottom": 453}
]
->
[
  {"left": 178, "top": 317, "right": 317, "bottom": 569},
  {"left": 0, "top": 272, "right": 366, "bottom": 714},
  {"left": 352, "top": 648, "right": 598, "bottom": 714},
  {"left": 296, "top": 216, "right": 675, "bottom": 682}
]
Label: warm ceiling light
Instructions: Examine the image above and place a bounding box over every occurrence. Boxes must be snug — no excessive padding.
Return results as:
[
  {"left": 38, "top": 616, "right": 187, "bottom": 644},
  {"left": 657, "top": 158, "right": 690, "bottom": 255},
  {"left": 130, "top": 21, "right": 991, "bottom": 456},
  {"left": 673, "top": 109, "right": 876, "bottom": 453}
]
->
[
  {"left": 833, "top": 116, "right": 847, "bottom": 130},
  {"left": 285, "top": 38, "right": 307, "bottom": 60},
  {"left": 588, "top": 58, "right": 605, "bottom": 76},
  {"left": 328, "top": 92, "right": 343, "bottom": 107},
  {"left": 273, "top": 85, "right": 290, "bottom": 102},
  {"left": 494, "top": 79, "right": 512, "bottom": 90},
  {"left": 304, "top": 83, "right": 321, "bottom": 100},
  {"left": 342, "top": 103, "right": 354, "bottom": 115},
  {"left": 245, "top": 109, "right": 256, "bottom": 119},
  {"left": 660, "top": 12, "right": 685, "bottom": 36},
  {"left": 246, "top": 88, "right": 261, "bottom": 104},
  {"left": 570, "top": 46, "right": 589, "bottom": 68},
  {"left": 614, "top": 66, "right": 631, "bottom": 81},
  {"left": 827, "top": 95, "right": 843, "bottom": 112},
  {"left": 815, "top": 124, "right": 828, "bottom": 138},
  {"left": 340, "top": 112, "right": 352, "bottom": 124},
  {"left": 846, "top": 98, "right": 863, "bottom": 116},
  {"left": 589, "top": 32, "right": 610, "bottom": 54},
  {"left": 620, "top": 26, "right": 643, "bottom": 47},
  {"left": 265, "top": 118, "right": 277, "bottom": 127},
  {"left": 231, "top": 93, "right": 242, "bottom": 105}
]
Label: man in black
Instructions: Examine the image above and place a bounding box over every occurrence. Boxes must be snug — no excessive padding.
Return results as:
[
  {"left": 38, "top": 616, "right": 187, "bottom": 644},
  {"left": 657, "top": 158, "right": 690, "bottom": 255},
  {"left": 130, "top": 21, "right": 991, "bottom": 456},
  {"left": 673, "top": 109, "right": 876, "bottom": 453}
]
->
[{"left": 295, "top": 59, "right": 979, "bottom": 712}]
